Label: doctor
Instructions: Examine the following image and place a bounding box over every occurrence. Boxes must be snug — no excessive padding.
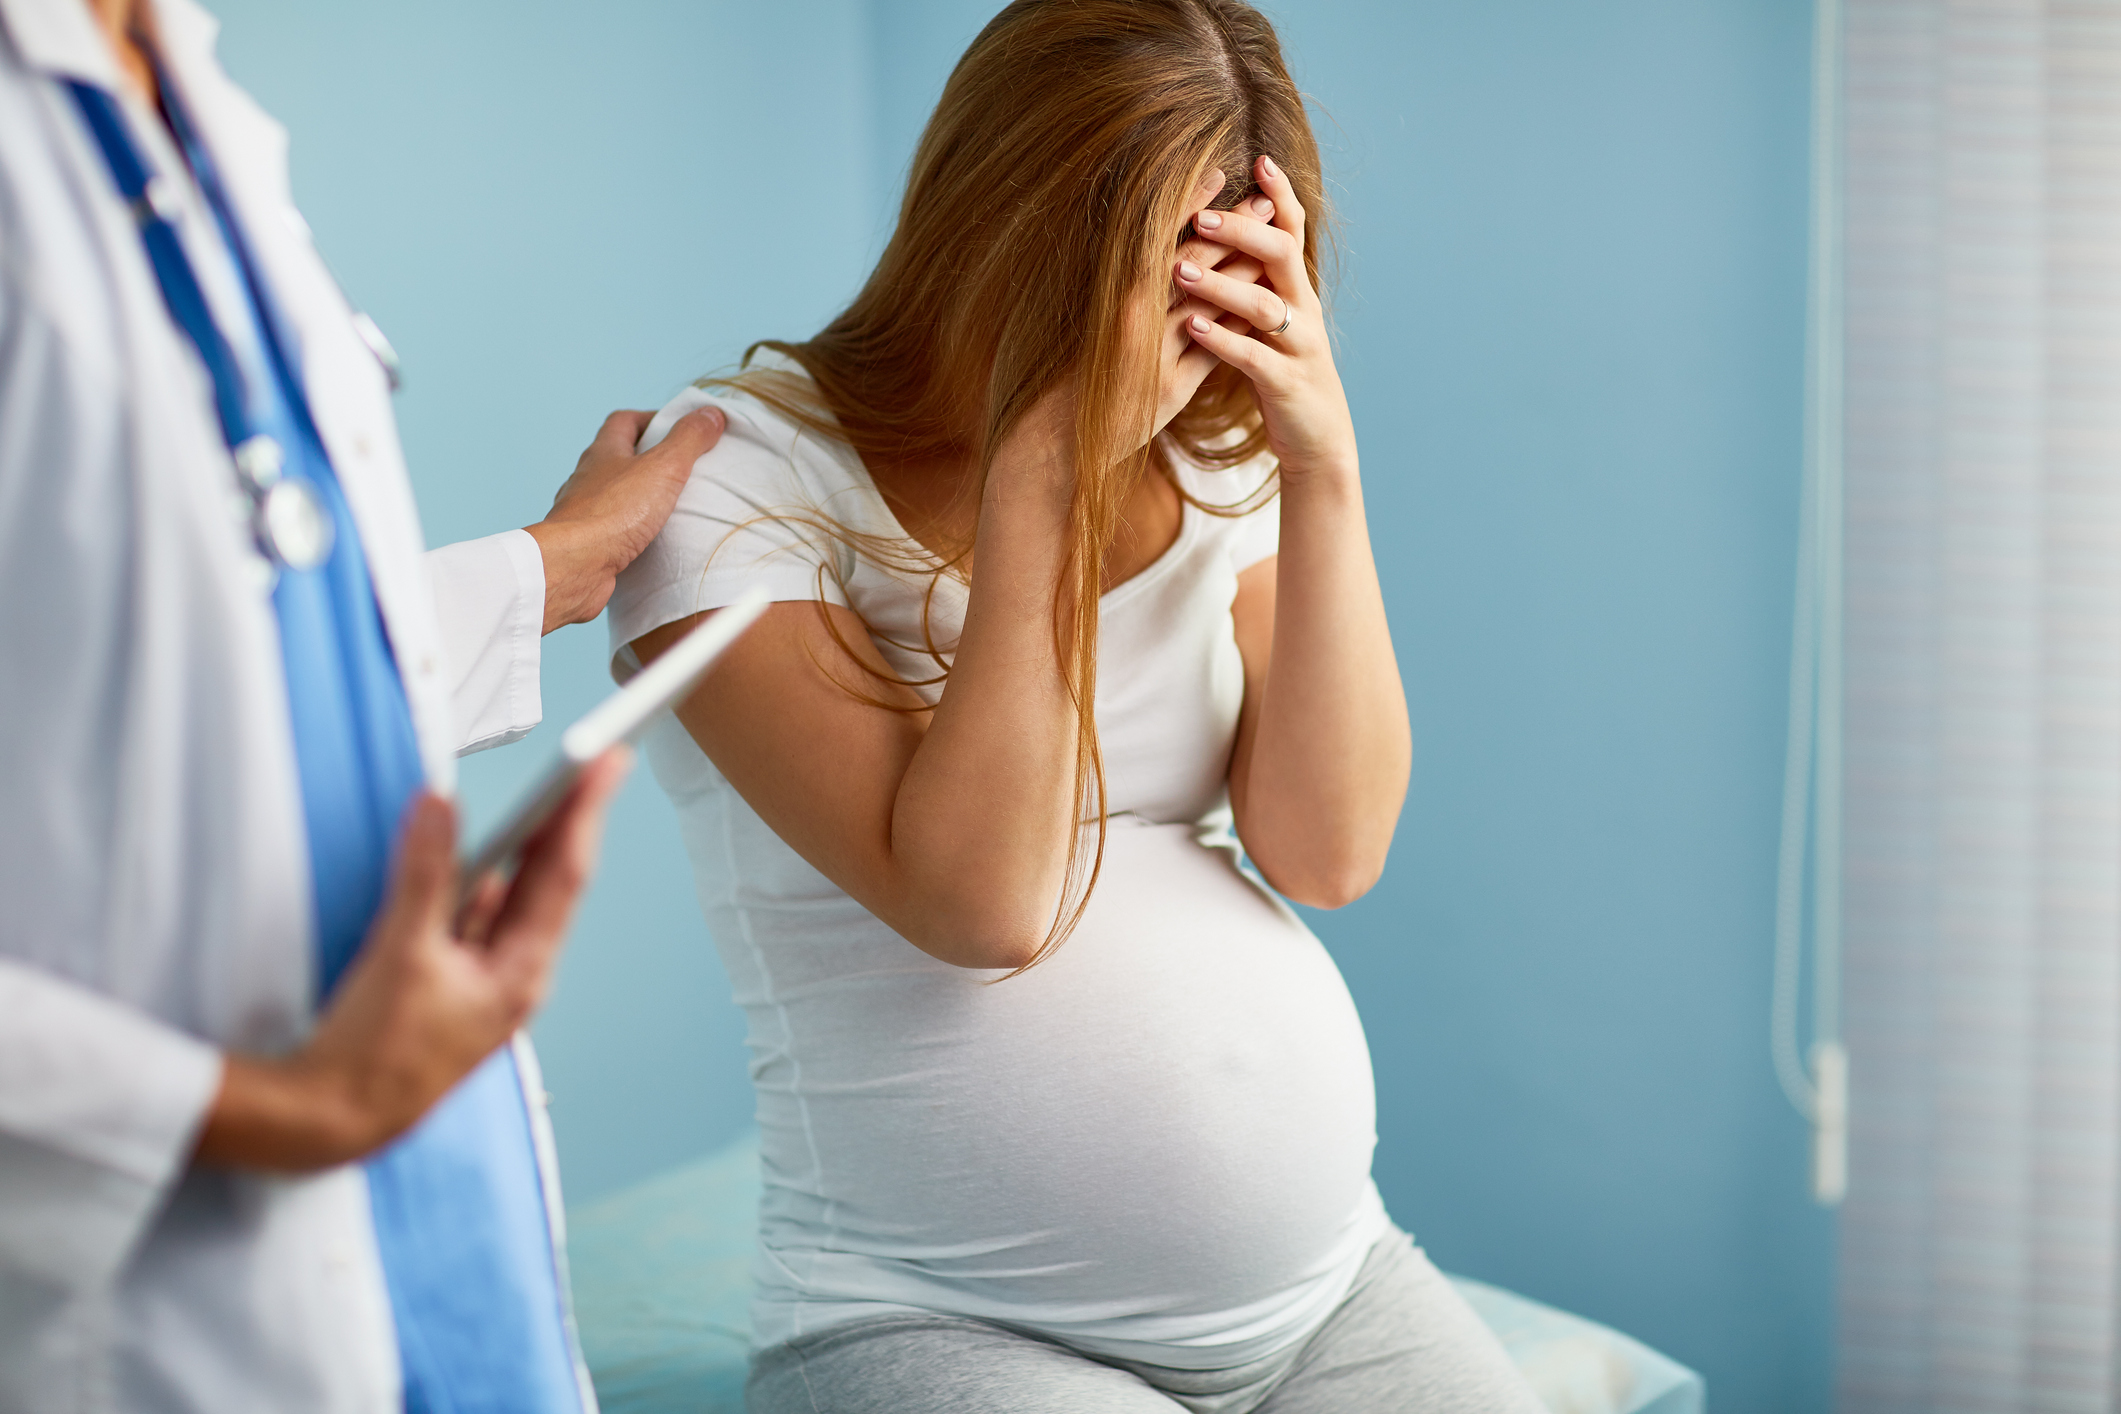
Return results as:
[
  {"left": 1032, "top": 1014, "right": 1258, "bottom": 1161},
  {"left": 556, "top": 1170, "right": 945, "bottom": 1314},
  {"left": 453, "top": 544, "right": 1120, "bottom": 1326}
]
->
[{"left": 0, "top": 0, "right": 726, "bottom": 1410}]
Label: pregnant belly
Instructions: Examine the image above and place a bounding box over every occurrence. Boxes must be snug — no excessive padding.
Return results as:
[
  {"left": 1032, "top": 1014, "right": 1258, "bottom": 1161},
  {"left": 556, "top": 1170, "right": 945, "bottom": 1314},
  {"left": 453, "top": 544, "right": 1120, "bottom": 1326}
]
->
[{"left": 744, "top": 818, "right": 1380, "bottom": 1343}]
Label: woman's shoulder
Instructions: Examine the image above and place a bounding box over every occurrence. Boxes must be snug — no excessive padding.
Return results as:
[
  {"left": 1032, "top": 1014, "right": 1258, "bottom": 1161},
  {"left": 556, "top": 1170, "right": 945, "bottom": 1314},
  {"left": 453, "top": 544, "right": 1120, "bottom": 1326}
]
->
[
  {"left": 609, "top": 366, "right": 883, "bottom": 659},
  {"left": 640, "top": 370, "right": 868, "bottom": 512}
]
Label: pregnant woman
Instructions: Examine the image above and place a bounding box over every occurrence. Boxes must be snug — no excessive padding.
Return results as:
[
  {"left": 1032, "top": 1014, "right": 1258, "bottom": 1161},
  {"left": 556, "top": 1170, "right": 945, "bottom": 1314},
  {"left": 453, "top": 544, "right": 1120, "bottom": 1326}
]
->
[{"left": 612, "top": 2, "right": 1542, "bottom": 1409}]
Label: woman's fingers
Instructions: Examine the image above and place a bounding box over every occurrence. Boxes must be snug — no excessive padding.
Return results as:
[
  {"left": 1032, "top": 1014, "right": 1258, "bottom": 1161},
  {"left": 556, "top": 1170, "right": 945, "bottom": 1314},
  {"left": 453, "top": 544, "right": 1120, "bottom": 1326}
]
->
[
  {"left": 1176, "top": 168, "right": 1228, "bottom": 265},
  {"left": 1166, "top": 280, "right": 1255, "bottom": 342},
  {"left": 1253, "top": 153, "right": 1307, "bottom": 244},
  {"left": 1166, "top": 253, "right": 1263, "bottom": 322},
  {"left": 1163, "top": 289, "right": 1248, "bottom": 375},
  {"left": 1179, "top": 197, "right": 1273, "bottom": 272},
  {"left": 1174, "top": 158, "right": 1358, "bottom": 478},
  {"left": 1186, "top": 311, "right": 1284, "bottom": 385},
  {"left": 1193, "top": 252, "right": 1264, "bottom": 290},
  {"left": 1191, "top": 207, "right": 1308, "bottom": 309},
  {"left": 1175, "top": 258, "right": 1287, "bottom": 336},
  {"left": 1177, "top": 230, "right": 1248, "bottom": 275}
]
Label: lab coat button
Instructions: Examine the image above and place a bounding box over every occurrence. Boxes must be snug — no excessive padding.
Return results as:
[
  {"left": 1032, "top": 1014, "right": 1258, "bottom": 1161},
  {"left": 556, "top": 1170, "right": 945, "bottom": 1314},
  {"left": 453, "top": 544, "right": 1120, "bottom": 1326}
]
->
[{"left": 352, "top": 433, "right": 373, "bottom": 459}]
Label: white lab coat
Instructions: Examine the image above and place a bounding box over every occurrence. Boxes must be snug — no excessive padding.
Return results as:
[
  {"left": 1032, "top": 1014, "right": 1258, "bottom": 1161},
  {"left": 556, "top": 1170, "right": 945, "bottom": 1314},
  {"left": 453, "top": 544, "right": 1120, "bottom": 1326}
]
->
[{"left": 0, "top": 0, "right": 576, "bottom": 1409}]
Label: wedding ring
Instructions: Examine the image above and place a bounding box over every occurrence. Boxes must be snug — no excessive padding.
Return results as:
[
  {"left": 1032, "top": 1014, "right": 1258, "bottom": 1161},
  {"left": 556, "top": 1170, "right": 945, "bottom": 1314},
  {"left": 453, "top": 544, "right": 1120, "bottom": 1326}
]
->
[{"left": 1265, "top": 299, "right": 1293, "bottom": 337}]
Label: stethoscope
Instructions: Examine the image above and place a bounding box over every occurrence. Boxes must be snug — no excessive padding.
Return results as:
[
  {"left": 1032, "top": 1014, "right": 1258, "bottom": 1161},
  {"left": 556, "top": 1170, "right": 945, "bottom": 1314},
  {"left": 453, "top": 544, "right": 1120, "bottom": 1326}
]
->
[{"left": 66, "top": 73, "right": 403, "bottom": 580}]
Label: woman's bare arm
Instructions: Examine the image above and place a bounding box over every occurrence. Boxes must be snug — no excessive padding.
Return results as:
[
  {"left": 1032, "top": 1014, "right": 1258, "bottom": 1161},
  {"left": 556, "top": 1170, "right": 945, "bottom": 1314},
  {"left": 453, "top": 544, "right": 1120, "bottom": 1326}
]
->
[
  {"left": 1186, "top": 156, "right": 1412, "bottom": 907},
  {"left": 1225, "top": 490, "right": 1409, "bottom": 908},
  {"left": 636, "top": 173, "right": 1262, "bottom": 968},
  {"left": 634, "top": 414, "right": 1080, "bottom": 971}
]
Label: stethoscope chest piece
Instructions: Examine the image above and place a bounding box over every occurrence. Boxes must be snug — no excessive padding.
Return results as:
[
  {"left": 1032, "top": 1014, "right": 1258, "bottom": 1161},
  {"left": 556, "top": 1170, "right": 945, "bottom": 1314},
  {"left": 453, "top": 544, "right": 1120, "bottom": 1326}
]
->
[
  {"left": 259, "top": 478, "right": 334, "bottom": 572},
  {"left": 67, "top": 83, "right": 343, "bottom": 581},
  {"left": 233, "top": 434, "right": 334, "bottom": 573}
]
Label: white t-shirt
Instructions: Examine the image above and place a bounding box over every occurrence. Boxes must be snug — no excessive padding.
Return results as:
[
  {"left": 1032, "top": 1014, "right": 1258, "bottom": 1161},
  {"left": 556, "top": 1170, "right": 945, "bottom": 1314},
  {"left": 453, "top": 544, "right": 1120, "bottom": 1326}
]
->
[{"left": 608, "top": 369, "right": 1387, "bottom": 1369}]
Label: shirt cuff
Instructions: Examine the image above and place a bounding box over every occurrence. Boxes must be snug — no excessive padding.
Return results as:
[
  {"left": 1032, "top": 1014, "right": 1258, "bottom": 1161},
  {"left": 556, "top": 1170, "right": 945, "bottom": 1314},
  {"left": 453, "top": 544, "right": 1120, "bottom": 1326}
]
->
[
  {"left": 0, "top": 959, "right": 222, "bottom": 1296},
  {"left": 426, "top": 530, "right": 545, "bottom": 756}
]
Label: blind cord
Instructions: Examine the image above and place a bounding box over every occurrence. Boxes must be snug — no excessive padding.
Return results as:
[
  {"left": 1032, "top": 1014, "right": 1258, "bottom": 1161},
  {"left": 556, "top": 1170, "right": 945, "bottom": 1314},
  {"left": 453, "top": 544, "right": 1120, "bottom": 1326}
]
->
[{"left": 1773, "top": 0, "right": 1848, "bottom": 1207}]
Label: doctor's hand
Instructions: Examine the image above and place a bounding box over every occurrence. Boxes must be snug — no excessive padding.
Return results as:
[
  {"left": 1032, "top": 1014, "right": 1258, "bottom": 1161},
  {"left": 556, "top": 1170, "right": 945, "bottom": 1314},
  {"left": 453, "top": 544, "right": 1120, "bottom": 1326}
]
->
[
  {"left": 526, "top": 406, "right": 726, "bottom": 635},
  {"left": 193, "top": 749, "right": 632, "bottom": 1174}
]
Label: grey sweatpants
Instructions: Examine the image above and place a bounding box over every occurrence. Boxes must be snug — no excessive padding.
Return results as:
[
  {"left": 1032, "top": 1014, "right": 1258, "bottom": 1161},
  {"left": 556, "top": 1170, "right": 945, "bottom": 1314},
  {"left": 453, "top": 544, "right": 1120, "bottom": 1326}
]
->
[{"left": 746, "top": 1228, "right": 1548, "bottom": 1414}]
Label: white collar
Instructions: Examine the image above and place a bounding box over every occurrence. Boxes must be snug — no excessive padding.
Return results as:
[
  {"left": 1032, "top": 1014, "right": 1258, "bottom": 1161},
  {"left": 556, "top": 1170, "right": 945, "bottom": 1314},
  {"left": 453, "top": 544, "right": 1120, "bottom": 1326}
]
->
[
  {"left": 0, "top": 0, "right": 121, "bottom": 86},
  {"left": 0, "top": 0, "right": 221, "bottom": 96}
]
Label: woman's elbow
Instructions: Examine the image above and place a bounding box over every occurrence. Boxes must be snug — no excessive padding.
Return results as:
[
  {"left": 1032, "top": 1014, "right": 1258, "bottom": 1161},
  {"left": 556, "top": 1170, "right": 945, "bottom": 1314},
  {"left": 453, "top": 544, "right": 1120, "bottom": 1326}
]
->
[
  {"left": 930, "top": 932, "right": 1046, "bottom": 971},
  {"left": 1271, "top": 860, "right": 1385, "bottom": 911},
  {"left": 903, "top": 897, "right": 1052, "bottom": 971},
  {"left": 1247, "top": 835, "right": 1390, "bottom": 911}
]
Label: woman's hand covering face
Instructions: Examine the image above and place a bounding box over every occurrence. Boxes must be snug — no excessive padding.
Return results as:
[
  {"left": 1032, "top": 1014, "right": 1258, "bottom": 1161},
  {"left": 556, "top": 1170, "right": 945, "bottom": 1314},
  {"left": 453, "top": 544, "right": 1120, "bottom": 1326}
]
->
[
  {"left": 1175, "top": 155, "right": 1359, "bottom": 480},
  {"left": 1152, "top": 170, "right": 1267, "bottom": 440}
]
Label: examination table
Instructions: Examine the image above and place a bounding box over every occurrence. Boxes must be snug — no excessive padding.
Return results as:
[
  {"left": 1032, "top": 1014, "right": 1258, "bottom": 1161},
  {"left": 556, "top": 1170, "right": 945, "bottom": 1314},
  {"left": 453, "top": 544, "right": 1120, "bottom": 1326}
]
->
[{"left": 566, "top": 1133, "right": 1706, "bottom": 1413}]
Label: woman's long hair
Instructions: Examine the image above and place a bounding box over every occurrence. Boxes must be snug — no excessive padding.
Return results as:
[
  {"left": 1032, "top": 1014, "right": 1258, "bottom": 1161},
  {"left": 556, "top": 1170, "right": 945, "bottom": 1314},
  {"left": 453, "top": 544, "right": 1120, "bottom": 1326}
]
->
[{"left": 711, "top": 0, "right": 1327, "bottom": 969}]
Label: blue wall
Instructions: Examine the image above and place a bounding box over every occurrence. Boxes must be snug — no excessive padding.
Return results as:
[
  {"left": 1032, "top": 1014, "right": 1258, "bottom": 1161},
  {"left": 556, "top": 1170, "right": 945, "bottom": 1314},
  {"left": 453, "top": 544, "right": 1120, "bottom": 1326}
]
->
[
  {"left": 213, "top": 0, "right": 884, "bottom": 1200},
  {"left": 217, "top": 3, "right": 1829, "bottom": 1408},
  {"left": 1267, "top": 7, "right": 1835, "bottom": 1411}
]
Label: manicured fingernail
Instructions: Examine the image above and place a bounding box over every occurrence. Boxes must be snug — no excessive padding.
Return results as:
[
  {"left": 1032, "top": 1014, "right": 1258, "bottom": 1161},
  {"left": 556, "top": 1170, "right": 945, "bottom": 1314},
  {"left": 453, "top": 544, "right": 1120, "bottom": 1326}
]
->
[
  {"left": 1195, "top": 210, "right": 1224, "bottom": 230},
  {"left": 1178, "top": 260, "right": 1203, "bottom": 282},
  {"left": 1204, "top": 167, "right": 1225, "bottom": 191},
  {"left": 1262, "top": 154, "right": 1281, "bottom": 179},
  {"left": 1249, "top": 196, "right": 1275, "bottom": 218},
  {"left": 1190, "top": 315, "right": 1212, "bottom": 333}
]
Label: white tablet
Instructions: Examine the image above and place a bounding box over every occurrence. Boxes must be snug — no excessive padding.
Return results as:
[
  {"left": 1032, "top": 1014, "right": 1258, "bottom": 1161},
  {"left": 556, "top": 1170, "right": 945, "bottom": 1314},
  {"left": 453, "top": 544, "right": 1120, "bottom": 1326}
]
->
[{"left": 461, "top": 586, "right": 771, "bottom": 886}]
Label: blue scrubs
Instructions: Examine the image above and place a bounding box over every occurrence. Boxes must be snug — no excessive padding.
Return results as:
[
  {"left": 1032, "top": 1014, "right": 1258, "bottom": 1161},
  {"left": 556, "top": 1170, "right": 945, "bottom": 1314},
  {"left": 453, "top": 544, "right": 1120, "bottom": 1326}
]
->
[{"left": 69, "top": 78, "right": 588, "bottom": 1414}]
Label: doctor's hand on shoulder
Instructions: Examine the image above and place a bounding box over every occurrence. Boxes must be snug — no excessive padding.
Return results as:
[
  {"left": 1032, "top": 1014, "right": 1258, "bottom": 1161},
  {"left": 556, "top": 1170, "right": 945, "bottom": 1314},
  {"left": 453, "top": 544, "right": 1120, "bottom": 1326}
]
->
[
  {"left": 527, "top": 406, "right": 727, "bottom": 635},
  {"left": 196, "top": 750, "right": 632, "bottom": 1172}
]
